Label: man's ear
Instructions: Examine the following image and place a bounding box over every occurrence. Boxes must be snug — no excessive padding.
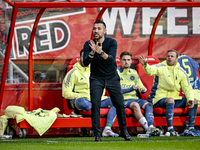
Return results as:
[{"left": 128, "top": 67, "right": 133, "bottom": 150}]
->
[{"left": 104, "top": 29, "right": 107, "bottom": 34}]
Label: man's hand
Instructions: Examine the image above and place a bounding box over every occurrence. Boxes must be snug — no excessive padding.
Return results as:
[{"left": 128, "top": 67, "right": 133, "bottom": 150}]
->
[
  {"left": 89, "top": 40, "right": 102, "bottom": 55},
  {"left": 89, "top": 40, "right": 96, "bottom": 55},
  {"left": 133, "top": 85, "right": 139, "bottom": 90},
  {"left": 95, "top": 42, "right": 103, "bottom": 54},
  {"left": 188, "top": 100, "right": 194, "bottom": 108},
  {"left": 140, "top": 87, "right": 147, "bottom": 93},
  {"left": 138, "top": 55, "right": 147, "bottom": 66}
]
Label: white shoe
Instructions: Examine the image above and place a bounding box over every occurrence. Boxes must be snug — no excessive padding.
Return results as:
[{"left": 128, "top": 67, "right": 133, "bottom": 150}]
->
[
  {"left": 168, "top": 128, "right": 179, "bottom": 136},
  {"left": 146, "top": 126, "right": 161, "bottom": 136},
  {"left": 102, "top": 129, "right": 119, "bottom": 137}
]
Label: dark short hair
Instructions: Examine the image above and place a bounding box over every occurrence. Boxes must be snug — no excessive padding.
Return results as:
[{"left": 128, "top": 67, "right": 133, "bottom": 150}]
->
[
  {"left": 167, "top": 49, "right": 179, "bottom": 58},
  {"left": 120, "top": 51, "right": 132, "bottom": 59},
  {"left": 94, "top": 20, "right": 106, "bottom": 29},
  {"left": 80, "top": 49, "right": 84, "bottom": 57}
]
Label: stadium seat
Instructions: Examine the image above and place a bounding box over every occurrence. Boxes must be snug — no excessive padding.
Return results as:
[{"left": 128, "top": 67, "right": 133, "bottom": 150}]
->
[
  {"left": 63, "top": 57, "right": 81, "bottom": 115},
  {"left": 116, "top": 56, "right": 121, "bottom": 68},
  {"left": 63, "top": 98, "right": 74, "bottom": 115},
  {"left": 66, "top": 57, "right": 80, "bottom": 72}
]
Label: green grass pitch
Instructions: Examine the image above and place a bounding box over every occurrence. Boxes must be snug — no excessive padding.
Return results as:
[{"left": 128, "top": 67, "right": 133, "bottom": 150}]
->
[{"left": 0, "top": 136, "right": 200, "bottom": 150}]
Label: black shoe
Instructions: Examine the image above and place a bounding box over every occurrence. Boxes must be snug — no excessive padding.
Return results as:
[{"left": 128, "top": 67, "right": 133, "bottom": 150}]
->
[
  {"left": 94, "top": 135, "right": 101, "bottom": 141},
  {"left": 121, "top": 130, "right": 133, "bottom": 141}
]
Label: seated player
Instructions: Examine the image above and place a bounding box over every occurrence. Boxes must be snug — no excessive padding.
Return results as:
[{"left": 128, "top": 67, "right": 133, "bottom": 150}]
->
[
  {"left": 117, "top": 51, "right": 160, "bottom": 135},
  {"left": 139, "top": 49, "right": 198, "bottom": 136}
]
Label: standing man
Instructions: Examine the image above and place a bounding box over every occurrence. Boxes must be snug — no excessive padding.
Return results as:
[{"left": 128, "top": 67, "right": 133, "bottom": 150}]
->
[
  {"left": 138, "top": 49, "right": 198, "bottom": 136},
  {"left": 83, "top": 20, "right": 132, "bottom": 141},
  {"left": 62, "top": 49, "right": 119, "bottom": 137},
  {"left": 118, "top": 51, "right": 160, "bottom": 135}
]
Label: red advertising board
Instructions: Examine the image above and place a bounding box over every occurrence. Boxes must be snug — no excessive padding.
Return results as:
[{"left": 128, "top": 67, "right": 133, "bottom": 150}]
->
[{"left": 8, "top": 7, "right": 200, "bottom": 60}]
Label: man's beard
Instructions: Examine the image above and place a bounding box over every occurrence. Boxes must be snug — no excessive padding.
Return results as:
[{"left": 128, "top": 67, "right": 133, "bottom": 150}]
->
[{"left": 94, "top": 34, "right": 103, "bottom": 41}]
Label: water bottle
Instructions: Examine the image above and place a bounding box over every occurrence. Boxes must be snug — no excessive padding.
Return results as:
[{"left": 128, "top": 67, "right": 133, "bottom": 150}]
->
[
  {"left": 137, "top": 134, "right": 151, "bottom": 138},
  {"left": 0, "top": 135, "right": 12, "bottom": 139},
  {"left": 160, "top": 132, "right": 170, "bottom": 137}
]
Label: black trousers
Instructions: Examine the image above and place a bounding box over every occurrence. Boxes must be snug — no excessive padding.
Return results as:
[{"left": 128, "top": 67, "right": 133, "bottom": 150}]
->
[{"left": 90, "top": 73, "right": 127, "bottom": 136}]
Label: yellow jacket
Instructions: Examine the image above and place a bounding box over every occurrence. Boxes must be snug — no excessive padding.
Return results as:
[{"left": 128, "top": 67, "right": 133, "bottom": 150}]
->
[
  {"left": 62, "top": 61, "right": 107, "bottom": 101},
  {"left": 143, "top": 60, "right": 194, "bottom": 105},
  {"left": 193, "top": 89, "right": 200, "bottom": 106},
  {"left": 0, "top": 106, "right": 59, "bottom": 136},
  {"left": 117, "top": 67, "right": 145, "bottom": 100}
]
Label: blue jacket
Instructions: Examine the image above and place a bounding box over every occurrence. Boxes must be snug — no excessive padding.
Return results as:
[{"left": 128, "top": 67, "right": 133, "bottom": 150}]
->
[{"left": 178, "top": 54, "right": 200, "bottom": 90}]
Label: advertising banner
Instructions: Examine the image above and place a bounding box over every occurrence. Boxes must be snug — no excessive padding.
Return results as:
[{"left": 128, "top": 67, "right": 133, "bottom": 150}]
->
[{"left": 3, "top": 6, "right": 199, "bottom": 60}]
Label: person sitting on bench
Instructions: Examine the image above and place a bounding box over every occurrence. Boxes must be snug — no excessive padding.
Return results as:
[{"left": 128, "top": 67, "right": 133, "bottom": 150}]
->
[
  {"left": 118, "top": 51, "right": 161, "bottom": 135},
  {"left": 139, "top": 49, "right": 198, "bottom": 136}
]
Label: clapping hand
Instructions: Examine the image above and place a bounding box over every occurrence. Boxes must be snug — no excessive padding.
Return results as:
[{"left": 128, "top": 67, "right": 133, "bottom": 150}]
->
[
  {"left": 89, "top": 40, "right": 97, "bottom": 54},
  {"left": 89, "top": 40, "right": 102, "bottom": 54}
]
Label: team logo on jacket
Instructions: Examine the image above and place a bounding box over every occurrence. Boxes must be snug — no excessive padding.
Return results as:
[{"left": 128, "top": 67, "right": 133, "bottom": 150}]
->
[{"left": 130, "top": 76, "right": 135, "bottom": 81}]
